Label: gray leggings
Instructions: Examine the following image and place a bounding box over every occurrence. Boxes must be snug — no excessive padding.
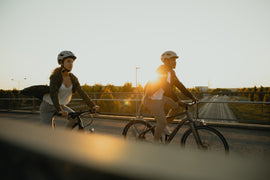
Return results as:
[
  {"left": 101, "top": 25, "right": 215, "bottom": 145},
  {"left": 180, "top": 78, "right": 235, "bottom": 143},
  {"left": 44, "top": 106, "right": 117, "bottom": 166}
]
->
[
  {"left": 40, "top": 101, "right": 75, "bottom": 128},
  {"left": 143, "top": 96, "right": 181, "bottom": 142}
]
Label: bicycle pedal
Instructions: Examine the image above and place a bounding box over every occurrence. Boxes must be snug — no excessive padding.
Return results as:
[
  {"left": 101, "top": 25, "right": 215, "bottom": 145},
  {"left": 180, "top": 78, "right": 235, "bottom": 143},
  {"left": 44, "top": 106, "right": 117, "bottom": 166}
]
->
[{"left": 89, "top": 128, "right": 95, "bottom": 133}]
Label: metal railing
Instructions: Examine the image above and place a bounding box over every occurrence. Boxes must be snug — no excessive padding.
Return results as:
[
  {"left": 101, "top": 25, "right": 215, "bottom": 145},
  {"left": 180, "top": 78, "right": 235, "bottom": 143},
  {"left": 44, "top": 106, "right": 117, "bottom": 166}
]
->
[
  {"left": 195, "top": 100, "right": 270, "bottom": 125},
  {"left": 1, "top": 96, "right": 270, "bottom": 125}
]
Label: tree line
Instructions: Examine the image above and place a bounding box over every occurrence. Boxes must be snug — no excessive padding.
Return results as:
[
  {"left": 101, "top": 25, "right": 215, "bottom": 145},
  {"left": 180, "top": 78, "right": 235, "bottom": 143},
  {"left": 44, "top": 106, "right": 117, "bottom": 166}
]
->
[
  {"left": 78, "top": 83, "right": 202, "bottom": 114},
  {"left": 0, "top": 82, "right": 201, "bottom": 114},
  {"left": 1, "top": 84, "right": 269, "bottom": 113},
  {"left": 237, "top": 86, "right": 270, "bottom": 102}
]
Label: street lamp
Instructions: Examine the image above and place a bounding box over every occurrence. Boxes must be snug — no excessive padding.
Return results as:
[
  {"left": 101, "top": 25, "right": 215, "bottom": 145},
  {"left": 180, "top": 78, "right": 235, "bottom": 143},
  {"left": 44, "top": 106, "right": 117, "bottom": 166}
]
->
[
  {"left": 11, "top": 78, "right": 27, "bottom": 90},
  {"left": 136, "top": 67, "right": 141, "bottom": 118}
]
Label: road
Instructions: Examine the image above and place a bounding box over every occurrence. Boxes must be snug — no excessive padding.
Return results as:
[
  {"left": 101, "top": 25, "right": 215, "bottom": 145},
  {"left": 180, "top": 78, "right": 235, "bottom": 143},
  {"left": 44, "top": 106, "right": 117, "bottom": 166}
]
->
[
  {"left": 1, "top": 111, "right": 270, "bottom": 159},
  {"left": 199, "top": 95, "right": 237, "bottom": 123}
]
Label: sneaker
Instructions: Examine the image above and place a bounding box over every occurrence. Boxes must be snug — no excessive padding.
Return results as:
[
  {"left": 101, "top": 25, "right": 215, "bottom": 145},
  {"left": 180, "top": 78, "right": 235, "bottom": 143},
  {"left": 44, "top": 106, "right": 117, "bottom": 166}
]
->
[{"left": 164, "top": 126, "right": 172, "bottom": 135}]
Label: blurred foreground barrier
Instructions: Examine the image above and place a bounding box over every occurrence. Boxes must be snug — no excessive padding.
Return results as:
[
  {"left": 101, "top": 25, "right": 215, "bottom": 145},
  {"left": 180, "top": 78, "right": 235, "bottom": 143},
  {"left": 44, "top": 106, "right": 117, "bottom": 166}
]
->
[{"left": 0, "top": 119, "right": 269, "bottom": 180}]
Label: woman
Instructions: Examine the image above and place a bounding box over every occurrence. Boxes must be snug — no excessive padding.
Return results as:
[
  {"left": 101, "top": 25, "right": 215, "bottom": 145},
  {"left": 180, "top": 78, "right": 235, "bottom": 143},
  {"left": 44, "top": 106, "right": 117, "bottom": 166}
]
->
[{"left": 40, "top": 50, "right": 98, "bottom": 128}]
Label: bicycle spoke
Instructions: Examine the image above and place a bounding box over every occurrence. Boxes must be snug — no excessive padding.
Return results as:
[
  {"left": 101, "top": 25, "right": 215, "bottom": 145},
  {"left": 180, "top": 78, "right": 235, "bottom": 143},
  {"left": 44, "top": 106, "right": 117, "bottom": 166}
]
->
[
  {"left": 80, "top": 113, "right": 94, "bottom": 128},
  {"left": 123, "top": 120, "right": 154, "bottom": 141},
  {"left": 181, "top": 126, "right": 229, "bottom": 154}
]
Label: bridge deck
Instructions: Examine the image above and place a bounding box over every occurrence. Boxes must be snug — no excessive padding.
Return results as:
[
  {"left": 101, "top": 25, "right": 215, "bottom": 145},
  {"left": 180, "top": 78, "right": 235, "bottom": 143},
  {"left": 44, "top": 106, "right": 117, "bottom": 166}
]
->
[{"left": 0, "top": 115, "right": 269, "bottom": 180}]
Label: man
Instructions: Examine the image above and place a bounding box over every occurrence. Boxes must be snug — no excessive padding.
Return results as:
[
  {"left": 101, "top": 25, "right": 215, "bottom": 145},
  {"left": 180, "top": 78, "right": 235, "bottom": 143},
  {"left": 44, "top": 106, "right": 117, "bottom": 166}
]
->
[{"left": 143, "top": 50, "right": 197, "bottom": 142}]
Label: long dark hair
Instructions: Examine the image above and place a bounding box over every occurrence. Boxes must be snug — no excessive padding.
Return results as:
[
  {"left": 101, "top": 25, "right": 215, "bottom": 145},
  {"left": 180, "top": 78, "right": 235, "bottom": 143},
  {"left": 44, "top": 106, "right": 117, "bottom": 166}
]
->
[{"left": 50, "top": 67, "right": 62, "bottom": 77}]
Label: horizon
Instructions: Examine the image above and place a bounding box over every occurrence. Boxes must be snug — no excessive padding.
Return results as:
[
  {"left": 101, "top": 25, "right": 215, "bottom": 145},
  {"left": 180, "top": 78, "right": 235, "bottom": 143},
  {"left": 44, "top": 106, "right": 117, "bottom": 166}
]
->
[{"left": 1, "top": 82, "right": 269, "bottom": 91}]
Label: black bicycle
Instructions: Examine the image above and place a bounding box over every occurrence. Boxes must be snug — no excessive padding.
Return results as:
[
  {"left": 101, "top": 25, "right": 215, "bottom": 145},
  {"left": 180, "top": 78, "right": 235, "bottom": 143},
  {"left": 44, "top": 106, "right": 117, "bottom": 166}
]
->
[
  {"left": 56, "top": 109, "right": 96, "bottom": 132},
  {"left": 122, "top": 102, "right": 229, "bottom": 154}
]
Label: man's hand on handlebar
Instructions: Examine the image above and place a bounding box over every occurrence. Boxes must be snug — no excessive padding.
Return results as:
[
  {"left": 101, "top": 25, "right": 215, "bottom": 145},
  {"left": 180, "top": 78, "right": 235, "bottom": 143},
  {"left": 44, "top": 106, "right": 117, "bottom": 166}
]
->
[
  {"left": 177, "top": 99, "right": 187, "bottom": 108},
  {"left": 177, "top": 97, "right": 198, "bottom": 109},
  {"left": 192, "top": 97, "right": 198, "bottom": 103}
]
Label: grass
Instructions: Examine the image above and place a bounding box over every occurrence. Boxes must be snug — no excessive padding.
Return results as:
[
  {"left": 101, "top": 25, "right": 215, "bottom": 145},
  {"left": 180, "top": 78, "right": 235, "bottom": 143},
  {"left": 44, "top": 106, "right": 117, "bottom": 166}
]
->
[{"left": 229, "top": 97, "right": 270, "bottom": 125}]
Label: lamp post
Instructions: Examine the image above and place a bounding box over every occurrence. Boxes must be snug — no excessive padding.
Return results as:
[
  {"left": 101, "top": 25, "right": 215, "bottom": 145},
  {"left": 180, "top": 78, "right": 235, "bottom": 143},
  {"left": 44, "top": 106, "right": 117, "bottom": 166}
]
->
[
  {"left": 11, "top": 78, "right": 27, "bottom": 90},
  {"left": 136, "top": 67, "right": 141, "bottom": 118}
]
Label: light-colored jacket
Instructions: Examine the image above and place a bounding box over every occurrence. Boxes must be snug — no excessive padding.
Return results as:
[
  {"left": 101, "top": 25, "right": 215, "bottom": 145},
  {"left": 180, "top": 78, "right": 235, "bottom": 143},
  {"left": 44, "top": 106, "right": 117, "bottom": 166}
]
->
[{"left": 144, "top": 65, "right": 194, "bottom": 101}]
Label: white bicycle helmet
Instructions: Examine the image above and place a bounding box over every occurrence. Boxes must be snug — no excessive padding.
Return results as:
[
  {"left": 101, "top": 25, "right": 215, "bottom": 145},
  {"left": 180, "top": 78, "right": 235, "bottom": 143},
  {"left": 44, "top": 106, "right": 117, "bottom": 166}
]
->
[
  {"left": 57, "top": 51, "right": 76, "bottom": 65},
  {"left": 161, "top": 51, "right": 179, "bottom": 62}
]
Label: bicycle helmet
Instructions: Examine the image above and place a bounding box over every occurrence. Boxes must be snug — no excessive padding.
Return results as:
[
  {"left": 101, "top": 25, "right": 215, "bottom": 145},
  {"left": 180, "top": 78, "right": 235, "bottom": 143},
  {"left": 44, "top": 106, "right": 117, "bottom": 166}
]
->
[
  {"left": 57, "top": 51, "right": 76, "bottom": 65},
  {"left": 161, "top": 51, "right": 179, "bottom": 62}
]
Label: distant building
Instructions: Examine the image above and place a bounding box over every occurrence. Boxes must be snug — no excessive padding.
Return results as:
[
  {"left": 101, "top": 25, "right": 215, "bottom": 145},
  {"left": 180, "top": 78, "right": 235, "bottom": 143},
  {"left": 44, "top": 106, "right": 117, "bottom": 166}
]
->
[{"left": 195, "top": 86, "right": 209, "bottom": 92}]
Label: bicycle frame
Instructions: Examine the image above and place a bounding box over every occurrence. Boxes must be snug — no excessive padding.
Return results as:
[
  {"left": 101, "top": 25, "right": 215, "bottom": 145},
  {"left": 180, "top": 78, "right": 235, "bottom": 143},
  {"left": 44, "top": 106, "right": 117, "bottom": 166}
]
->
[
  {"left": 72, "top": 116, "right": 84, "bottom": 130},
  {"left": 162, "top": 104, "right": 204, "bottom": 148},
  {"left": 164, "top": 111, "right": 189, "bottom": 143},
  {"left": 56, "top": 109, "right": 95, "bottom": 131},
  {"left": 124, "top": 102, "right": 229, "bottom": 153}
]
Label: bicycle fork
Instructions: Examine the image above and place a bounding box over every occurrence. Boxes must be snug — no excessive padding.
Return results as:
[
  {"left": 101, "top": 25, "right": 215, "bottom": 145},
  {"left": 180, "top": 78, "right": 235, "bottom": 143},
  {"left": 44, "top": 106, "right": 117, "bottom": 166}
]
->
[{"left": 189, "top": 122, "right": 205, "bottom": 150}]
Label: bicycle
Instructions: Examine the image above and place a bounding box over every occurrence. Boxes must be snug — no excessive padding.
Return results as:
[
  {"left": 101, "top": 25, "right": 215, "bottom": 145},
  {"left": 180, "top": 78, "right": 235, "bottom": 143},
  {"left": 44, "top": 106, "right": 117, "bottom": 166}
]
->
[
  {"left": 122, "top": 102, "right": 230, "bottom": 154},
  {"left": 56, "top": 108, "right": 96, "bottom": 132}
]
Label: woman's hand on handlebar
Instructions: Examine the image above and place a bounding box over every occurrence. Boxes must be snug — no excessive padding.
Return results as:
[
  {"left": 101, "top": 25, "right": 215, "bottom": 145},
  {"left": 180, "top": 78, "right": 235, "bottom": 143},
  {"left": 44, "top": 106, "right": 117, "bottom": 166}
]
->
[{"left": 92, "top": 105, "right": 100, "bottom": 113}]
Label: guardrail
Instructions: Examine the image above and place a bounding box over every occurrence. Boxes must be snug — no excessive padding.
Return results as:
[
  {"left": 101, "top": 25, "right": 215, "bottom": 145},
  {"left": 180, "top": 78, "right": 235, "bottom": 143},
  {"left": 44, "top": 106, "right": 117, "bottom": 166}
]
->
[{"left": 1, "top": 97, "right": 270, "bottom": 125}]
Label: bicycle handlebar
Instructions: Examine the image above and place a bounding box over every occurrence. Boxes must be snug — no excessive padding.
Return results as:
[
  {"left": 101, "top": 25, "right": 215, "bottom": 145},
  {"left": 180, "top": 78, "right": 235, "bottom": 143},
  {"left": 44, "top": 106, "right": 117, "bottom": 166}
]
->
[
  {"left": 55, "top": 108, "right": 97, "bottom": 118},
  {"left": 185, "top": 101, "right": 198, "bottom": 110},
  {"left": 187, "top": 101, "right": 197, "bottom": 106}
]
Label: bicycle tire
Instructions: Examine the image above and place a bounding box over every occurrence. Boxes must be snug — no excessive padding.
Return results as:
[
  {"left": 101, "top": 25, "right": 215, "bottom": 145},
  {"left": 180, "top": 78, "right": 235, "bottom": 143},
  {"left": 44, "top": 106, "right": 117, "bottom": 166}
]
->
[
  {"left": 181, "top": 126, "right": 229, "bottom": 154},
  {"left": 80, "top": 112, "right": 94, "bottom": 128},
  {"left": 71, "top": 112, "right": 94, "bottom": 131},
  {"left": 122, "top": 120, "right": 154, "bottom": 142}
]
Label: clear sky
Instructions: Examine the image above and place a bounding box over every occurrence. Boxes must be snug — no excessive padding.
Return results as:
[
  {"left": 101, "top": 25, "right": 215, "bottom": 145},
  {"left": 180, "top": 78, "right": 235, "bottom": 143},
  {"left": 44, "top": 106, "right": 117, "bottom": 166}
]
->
[{"left": 1, "top": 0, "right": 270, "bottom": 90}]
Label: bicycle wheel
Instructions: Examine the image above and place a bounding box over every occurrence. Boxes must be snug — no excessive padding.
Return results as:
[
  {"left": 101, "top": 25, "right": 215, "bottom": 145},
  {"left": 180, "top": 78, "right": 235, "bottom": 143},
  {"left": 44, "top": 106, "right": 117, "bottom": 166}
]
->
[
  {"left": 122, "top": 120, "right": 154, "bottom": 142},
  {"left": 79, "top": 112, "right": 94, "bottom": 129},
  {"left": 181, "top": 126, "right": 229, "bottom": 154}
]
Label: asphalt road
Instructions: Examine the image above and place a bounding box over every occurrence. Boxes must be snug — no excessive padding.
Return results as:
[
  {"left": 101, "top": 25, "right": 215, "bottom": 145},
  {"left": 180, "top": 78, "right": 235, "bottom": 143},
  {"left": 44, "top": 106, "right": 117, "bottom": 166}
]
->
[
  {"left": 1, "top": 111, "right": 270, "bottom": 159},
  {"left": 199, "top": 95, "right": 237, "bottom": 123}
]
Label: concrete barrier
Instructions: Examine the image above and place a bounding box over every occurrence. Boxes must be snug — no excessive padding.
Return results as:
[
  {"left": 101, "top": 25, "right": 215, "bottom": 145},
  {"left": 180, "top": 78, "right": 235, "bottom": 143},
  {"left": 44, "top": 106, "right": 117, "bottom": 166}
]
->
[{"left": 0, "top": 118, "right": 269, "bottom": 180}]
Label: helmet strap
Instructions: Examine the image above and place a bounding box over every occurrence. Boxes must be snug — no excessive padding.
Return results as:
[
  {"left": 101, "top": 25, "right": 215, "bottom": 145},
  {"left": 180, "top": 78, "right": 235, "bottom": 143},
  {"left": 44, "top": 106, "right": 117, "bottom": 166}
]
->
[
  {"left": 163, "top": 59, "right": 175, "bottom": 69},
  {"left": 61, "top": 65, "right": 70, "bottom": 73}
]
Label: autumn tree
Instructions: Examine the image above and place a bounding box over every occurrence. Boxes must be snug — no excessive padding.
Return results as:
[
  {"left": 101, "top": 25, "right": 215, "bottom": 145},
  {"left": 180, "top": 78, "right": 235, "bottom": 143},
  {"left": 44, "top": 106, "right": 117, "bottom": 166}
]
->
[
  {"left": 258, "top": 86, "right": 265, "bottom": 101},
  {"left": 263, "top": 94, "right": 270, "bottom": 102},
  {"left": 120, "top": 82, "right": 134, "bottom": 92},
  {"left": 98, "top": 87, "right": 120, "bottom": 112}
]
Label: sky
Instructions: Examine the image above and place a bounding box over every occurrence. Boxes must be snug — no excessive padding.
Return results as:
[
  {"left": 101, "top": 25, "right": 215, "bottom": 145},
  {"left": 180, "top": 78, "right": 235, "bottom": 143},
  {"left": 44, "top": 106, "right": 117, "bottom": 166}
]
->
[{"left": 0, "top": 0, "right": 270, "bottom": 90}]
